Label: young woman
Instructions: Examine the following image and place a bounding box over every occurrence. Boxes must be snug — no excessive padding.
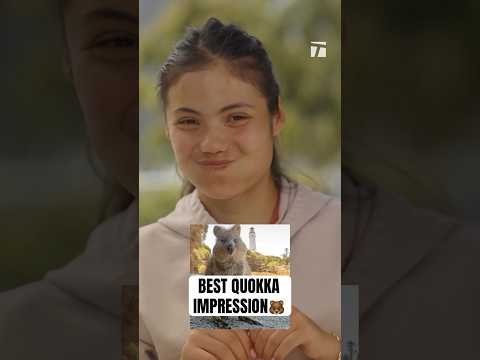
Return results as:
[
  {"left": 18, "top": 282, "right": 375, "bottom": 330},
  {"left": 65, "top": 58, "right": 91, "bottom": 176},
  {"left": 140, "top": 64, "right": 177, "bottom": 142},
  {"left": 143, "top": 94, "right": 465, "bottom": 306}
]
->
[{"left": 140, "top": 18, "right": 341, "bottom": 360}]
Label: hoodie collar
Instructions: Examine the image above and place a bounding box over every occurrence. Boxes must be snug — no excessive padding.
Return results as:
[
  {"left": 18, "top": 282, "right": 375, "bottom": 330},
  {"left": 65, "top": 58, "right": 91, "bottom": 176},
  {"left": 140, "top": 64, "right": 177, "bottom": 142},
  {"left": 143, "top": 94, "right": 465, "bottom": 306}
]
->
[
  {"left": 45, "top": 200, "right": 138, "bottom": 317},
  {"left": 158, "top": 178, "right": 333, "bottom": 239}
]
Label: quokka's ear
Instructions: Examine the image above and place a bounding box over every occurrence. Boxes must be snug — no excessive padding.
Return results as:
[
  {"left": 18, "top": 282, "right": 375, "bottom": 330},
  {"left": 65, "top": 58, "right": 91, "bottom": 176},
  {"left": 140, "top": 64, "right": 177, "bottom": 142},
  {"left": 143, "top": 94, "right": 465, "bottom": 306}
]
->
[
  {"left": 279, "top": 300, "right": 284, "bottom": 305},
  {"left": 213, "top": 225, "right": 223, "bottom": 237},
  {"left": 270, "top": 301, "right": 275, "bottom": 305},
  {"left": 231, "top": 224, "right": 241, "bottom": 236}
]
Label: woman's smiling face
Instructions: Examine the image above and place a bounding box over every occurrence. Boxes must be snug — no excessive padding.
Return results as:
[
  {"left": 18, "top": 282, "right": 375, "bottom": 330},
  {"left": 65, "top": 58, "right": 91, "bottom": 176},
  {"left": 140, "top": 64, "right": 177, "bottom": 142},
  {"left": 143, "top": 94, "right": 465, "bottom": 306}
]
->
[{"left": 166, "top": 62, "right": 284, "bottom": 200}]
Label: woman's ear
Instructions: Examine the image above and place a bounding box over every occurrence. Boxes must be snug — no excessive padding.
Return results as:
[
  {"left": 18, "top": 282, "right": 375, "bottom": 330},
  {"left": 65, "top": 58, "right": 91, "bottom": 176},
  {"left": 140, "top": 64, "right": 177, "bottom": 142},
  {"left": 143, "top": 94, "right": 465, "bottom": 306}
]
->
[{"left": 272, "top": 97, "right": 285, "bottom": 137}]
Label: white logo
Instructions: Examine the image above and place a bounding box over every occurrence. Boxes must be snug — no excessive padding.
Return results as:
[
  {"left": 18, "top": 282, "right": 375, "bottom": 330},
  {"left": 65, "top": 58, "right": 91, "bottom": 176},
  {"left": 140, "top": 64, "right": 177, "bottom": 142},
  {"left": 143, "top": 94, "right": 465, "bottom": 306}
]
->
[{"left": 310, "top": 41, "right": 327, "bottom": 58}]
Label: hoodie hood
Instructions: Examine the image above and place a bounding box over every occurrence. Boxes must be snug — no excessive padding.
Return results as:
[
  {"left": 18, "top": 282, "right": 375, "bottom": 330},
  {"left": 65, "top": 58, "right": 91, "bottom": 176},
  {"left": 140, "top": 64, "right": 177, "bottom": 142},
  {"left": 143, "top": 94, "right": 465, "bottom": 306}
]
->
[
  {"left": 158, "top": 178, "right": 333, "bottom": 239},
  {"left": 45, "top": 200, "right": 138, "bottom": 317}
]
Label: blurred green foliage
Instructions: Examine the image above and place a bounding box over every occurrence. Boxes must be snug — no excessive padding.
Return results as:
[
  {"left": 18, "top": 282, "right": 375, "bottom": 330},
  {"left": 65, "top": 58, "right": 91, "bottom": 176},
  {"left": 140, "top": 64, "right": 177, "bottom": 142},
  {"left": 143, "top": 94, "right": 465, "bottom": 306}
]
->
[
  {"left": 191, "top": 244, "right": 211, "bottom": 274},
  {"left": 140, "top": 186, "right": 180, "bottom": 226},
  {"left": 247, "top": 250, "right": 290, "bottom": 274}
]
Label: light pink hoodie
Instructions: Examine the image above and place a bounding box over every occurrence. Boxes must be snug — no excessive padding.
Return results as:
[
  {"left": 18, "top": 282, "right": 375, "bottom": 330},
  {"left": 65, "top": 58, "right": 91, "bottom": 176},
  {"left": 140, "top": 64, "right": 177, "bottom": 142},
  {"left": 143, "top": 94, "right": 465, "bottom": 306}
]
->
[{"left": 139, "top": 179, "right": 340, "bottom": 360}]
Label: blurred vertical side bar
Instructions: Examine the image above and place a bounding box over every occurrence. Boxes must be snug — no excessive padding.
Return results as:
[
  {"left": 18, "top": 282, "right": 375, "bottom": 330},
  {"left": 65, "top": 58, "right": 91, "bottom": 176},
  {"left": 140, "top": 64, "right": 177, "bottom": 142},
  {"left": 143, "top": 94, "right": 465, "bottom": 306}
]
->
[
  {"left": 341, "top": 285, "right": 359, "bottom": 360},
  {"left": 342, "top": 0, "right": 479, "bottom": 359},
  {"left": 0, "top": 1, "right": 139, "bottom": 359}
]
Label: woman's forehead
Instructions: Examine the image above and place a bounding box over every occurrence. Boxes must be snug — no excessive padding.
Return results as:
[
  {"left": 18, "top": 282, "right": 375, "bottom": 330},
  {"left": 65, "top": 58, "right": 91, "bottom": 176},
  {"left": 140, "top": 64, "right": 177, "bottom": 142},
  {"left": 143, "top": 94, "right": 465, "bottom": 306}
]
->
[{"left": 167, "top": 64, "right": 266, "bottom": 113}]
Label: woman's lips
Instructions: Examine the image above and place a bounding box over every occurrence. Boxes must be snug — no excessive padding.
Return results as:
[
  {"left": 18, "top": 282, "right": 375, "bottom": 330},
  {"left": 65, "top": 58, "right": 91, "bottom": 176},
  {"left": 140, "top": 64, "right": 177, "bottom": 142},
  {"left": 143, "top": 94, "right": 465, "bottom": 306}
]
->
[{"left": 197, "top": 159, "right": 234, "bottom": 169}]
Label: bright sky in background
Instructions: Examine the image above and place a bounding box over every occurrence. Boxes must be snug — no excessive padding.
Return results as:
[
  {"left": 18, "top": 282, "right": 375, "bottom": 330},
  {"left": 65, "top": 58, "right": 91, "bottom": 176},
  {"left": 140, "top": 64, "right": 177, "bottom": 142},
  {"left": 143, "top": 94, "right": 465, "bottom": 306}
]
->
[{"left": 204, "top": 224, "right": 290, "bottom": 257}]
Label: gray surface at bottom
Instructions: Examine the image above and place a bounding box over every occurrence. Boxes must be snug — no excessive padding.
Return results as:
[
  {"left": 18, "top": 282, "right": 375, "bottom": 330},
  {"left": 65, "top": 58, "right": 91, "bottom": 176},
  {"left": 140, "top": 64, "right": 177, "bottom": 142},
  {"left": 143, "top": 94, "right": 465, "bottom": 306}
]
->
[{"left": 190, "top": 316, "right": 290, "bottom": 329}]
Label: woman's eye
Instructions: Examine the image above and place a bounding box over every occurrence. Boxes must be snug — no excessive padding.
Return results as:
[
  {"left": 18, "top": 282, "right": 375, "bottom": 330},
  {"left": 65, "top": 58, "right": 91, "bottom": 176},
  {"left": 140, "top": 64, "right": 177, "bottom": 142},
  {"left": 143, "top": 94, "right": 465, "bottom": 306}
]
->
[
  {"left": 175, "top": 118, "right": 199, "bottom": 129},
  {"left": 228, "top": 114, "right": 250, "bottom": 124}
]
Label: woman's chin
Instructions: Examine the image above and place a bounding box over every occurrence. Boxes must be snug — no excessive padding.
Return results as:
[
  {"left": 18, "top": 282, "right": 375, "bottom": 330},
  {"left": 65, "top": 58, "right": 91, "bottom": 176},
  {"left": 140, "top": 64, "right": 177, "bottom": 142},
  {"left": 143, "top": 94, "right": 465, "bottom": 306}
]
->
[{"left": 195, "top": 182, "right": 244, "bottom": 201}]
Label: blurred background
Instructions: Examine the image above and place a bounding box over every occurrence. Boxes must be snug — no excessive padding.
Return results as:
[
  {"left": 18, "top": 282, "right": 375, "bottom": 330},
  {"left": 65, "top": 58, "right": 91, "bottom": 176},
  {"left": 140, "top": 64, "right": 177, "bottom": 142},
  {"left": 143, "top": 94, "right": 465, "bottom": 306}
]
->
[
  {"left": 342, "top": 2, "right": 479, "bottom": 358},
  {"left": 343, "top": 1, "right": 480, "bottom": 221},
  {"left": 1, "top": 2, "right": 103, "bottom": 291},
  {"left": 139, "top": 0, "right": 341, "bottom": 226}
]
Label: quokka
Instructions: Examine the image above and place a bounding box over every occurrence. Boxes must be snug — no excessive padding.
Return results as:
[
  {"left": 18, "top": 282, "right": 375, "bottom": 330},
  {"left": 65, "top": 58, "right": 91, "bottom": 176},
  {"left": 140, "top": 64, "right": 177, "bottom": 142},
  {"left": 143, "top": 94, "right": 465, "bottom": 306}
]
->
[{"left": 205, "top": 224, "right": 251, "bottom": 276}]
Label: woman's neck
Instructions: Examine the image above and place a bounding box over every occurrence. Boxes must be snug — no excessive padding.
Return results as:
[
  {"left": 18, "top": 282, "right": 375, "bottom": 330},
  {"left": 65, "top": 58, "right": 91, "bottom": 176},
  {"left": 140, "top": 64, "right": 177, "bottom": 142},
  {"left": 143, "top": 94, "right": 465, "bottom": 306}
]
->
[{"left": 198, "top": 175, "right": 279, "bottom": 224}]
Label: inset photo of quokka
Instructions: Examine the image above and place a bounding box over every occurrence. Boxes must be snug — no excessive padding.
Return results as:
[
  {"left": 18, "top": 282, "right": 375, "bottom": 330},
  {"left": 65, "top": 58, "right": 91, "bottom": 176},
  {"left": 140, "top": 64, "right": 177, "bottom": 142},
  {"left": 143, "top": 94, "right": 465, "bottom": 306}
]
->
[
  {"left": 189, "top": 224, "right": 291, "bottom": 276},
  {"left": 188, "top": 224, "right": 291, "bottom": 329}
]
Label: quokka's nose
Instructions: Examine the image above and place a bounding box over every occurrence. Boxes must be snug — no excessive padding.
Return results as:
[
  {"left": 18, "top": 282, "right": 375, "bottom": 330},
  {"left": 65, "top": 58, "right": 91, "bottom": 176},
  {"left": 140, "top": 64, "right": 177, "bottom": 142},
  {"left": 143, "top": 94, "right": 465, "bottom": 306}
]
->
[{"left": 227, "top": 244, "right": 234, "bottom": 254}]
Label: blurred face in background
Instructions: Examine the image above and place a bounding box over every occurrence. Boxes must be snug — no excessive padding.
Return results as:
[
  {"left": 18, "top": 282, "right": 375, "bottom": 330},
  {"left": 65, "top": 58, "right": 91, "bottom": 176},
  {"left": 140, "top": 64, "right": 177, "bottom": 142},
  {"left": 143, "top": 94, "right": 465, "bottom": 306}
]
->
[
  {"left": 165, "top": 61, "right": 284, "bottom": 200},
  {"left": 63, "top": 0, "right": 138, "bottom": 196}
]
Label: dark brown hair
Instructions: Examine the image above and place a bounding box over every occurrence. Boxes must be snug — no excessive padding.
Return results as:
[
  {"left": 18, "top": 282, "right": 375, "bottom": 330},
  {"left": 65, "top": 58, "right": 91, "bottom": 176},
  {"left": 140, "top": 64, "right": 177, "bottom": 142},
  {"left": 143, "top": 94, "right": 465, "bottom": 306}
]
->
[{"left": 158, "top": 17, "right": 287, "bottom": 196}]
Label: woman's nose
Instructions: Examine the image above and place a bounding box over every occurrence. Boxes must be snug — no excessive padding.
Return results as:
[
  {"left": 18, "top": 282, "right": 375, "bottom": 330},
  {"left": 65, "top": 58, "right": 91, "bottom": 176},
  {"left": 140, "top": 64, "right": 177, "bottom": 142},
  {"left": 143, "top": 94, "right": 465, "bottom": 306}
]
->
[{"left": 199, "top": 127, "right": 229, "bottom": 154}]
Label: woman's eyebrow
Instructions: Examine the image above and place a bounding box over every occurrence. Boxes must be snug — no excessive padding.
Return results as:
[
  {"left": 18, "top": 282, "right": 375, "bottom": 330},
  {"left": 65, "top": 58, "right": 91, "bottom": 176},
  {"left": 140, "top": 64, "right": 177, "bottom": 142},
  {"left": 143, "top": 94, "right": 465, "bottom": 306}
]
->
[
  {"left": 219, "top": 103, "right": 255, "bottom": 113},
  {"left": 173, "top": 103, "right": 254, "bottom": 115},
  {"left": 174, "top": 107, "right": 201, "bottom": 115},
  {"left": 84, "top": 7, "right": 139, "bottom": 25}
]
